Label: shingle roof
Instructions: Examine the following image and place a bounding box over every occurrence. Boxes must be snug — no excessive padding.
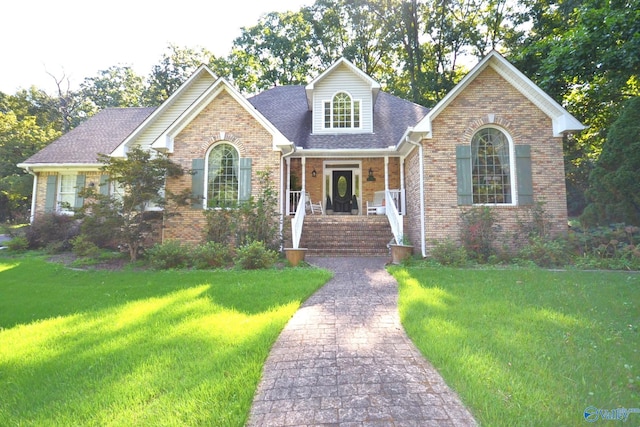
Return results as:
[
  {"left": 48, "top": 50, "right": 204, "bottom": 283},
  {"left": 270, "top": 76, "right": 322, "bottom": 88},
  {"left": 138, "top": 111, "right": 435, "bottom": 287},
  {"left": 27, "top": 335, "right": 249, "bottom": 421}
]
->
[
  {"left": 22, "top": 107, "right": 156, "bottom": 165},
  {"left": 248, "top": 86, "right": 429, "bottom": 150}
]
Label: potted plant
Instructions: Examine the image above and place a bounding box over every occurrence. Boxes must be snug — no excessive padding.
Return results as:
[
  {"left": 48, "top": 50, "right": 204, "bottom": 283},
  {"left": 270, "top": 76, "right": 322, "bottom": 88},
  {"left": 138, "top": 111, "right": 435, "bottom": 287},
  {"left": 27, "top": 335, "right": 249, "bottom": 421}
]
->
[
  {"left": 390, "top": 234, "right": 414, "bottom": 264},
  {"left": 325, "top": 195, "right": 333, "bottom": 215},
  {"left": 351, "top": 195, "right": 359, "bottom": 215}
]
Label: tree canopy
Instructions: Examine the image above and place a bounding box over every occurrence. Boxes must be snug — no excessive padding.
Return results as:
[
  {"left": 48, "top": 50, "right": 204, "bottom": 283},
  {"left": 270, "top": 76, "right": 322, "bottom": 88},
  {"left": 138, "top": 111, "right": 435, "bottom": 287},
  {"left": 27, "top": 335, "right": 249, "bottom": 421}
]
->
[{"left": 1, "top": 0, "right": 638, "bottom": 225}]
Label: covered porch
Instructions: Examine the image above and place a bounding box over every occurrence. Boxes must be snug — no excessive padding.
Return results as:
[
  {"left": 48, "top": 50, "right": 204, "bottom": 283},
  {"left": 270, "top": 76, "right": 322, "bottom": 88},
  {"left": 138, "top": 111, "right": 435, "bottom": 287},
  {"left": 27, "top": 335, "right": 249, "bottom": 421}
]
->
[
  {"left": 283, "top": 156, "right": 407, "bottom": 216},
  {"left": 282, "top": 155, "right": 410, "bottom": 255}
]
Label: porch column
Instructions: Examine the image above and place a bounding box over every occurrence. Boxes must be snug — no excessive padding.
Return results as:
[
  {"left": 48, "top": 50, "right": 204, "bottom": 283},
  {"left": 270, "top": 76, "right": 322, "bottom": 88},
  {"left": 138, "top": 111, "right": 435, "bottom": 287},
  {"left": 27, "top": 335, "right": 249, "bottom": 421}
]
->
[
  {"left": 384, "top": 156, "right": 389, "bottom": 191},
  {"left": 400, "top": 157, "right": 406, "bottom": 214},
  {"left": 301, "top": 157, "right": 306, "bottom": 191},
  {"left": 286, "top": 157, "right": 291, "bottom": 215}
]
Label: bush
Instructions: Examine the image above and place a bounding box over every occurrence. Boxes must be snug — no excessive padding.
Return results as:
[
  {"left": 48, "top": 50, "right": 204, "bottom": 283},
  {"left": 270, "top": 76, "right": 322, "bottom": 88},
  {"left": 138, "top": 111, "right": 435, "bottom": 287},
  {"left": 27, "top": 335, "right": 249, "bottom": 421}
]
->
[
  {"left": 145, "top": 240, "right": 191, "bottom": 270},
  {"left": 25, "top": 213, "right": 79, "bottom": 251},
  {"left": 6, "top": 236, "right": 29, "bottom": 252},
  {"left": 190, "top": 242, "right": 232, "bottom": 269},
  {"left": 429, "top": 239, "right": 469, "bottom": 267},
  {"left": 235, "top": 241, "right": 278, "bottom": 270},
  {"left": 460, "top": 206, "right": 497, "bottom": 262},
  {"left": 70, "top": 235, "right": 101, "bottom": 258},
  {"left": 517, "top": 236, "right": 571, "bottom": 268}
]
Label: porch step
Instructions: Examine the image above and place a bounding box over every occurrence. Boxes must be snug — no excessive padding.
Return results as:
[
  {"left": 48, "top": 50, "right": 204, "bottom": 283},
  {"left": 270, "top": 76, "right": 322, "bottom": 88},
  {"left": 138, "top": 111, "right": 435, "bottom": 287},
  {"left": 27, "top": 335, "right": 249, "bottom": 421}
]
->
[{"left": 285, "top": 215, "right": 394, "bottom": 257}]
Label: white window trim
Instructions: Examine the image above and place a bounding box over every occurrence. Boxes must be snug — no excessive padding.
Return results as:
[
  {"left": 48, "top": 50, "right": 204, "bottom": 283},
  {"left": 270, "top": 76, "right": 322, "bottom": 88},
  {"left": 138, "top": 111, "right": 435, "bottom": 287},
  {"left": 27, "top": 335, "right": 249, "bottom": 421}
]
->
[
  {"left": 471, "top": 126, "right": 517, "bottom": 206},
  {"left": 204, "top": 141, "right": 240, "bottom": 209},
  {"left": 323, "top": 91, "right": 362, "bottom": 130},
  {"left": 57, "top": 173, "right": 76, "bottom": 215}
]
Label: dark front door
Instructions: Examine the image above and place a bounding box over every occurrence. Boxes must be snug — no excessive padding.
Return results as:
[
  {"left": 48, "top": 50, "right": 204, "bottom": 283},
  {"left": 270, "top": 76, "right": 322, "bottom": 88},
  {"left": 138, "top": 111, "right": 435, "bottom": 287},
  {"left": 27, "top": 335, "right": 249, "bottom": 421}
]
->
[{"left": 332, "top": 171, "right": 352, "bottom": 213}]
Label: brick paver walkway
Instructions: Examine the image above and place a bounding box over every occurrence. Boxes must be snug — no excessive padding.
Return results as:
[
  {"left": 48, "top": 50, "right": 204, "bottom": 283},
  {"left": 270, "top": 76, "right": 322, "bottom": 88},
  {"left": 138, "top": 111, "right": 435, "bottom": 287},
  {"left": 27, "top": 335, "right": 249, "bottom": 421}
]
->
[{"left": 247, "top": 257, "right": 477, "bottom": 426}]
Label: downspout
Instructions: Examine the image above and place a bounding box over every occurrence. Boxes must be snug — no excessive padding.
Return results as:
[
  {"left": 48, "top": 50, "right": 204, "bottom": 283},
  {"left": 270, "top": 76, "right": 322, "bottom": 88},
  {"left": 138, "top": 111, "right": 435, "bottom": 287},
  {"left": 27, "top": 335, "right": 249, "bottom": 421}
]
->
[{"left": 406, "top": 135, "right": 426, "bottom": 258}]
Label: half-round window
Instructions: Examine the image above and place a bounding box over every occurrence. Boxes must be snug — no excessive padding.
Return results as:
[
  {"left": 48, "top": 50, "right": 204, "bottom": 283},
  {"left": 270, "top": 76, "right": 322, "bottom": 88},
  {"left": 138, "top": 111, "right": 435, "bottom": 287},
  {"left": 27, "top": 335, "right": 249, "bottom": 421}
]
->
[{"left": 207, "top": 143, "right": 239, "bottom": 207}]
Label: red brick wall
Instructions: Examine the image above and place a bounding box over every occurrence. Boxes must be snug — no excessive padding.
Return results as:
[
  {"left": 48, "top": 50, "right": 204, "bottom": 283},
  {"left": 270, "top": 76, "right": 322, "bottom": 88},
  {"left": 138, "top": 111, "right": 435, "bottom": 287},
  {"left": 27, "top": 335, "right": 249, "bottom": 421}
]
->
[
  {"left": 163, "top": 90, "right": 282, "bottom": 244},
  {"left": 422, "top": 66, "right": 568, "bottom": 251}
]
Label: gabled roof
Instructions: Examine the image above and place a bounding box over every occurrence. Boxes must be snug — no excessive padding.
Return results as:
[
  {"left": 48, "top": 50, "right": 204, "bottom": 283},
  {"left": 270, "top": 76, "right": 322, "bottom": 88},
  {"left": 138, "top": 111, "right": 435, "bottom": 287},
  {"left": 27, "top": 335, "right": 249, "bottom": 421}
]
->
[
  {"left": 111, "top": 65, "right": 218, "bottom": 157},
  {"left": 19, "top": 107, "right": 156, "bottom": 168},
  {"left": 249, "top": 86, "right": 428, "bottom": 153},
  {"left": 413, "top": 50, "right": 585, "bottom": 137},
  {"left": 304, "top": 57, "right": 381, "bottom": 109},
  {"left": 152, "top": 77, "right": 291, "bottom": 152}
]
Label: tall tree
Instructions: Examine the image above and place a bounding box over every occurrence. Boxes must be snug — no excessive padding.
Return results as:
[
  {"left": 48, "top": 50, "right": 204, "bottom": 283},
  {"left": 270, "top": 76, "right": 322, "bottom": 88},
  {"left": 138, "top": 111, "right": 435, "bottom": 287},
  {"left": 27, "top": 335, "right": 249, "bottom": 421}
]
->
[
  {"left": 509, "top": 0, "right": 640, "bottom": 215},
  {"left": 80, "top": 66, "right": 146, "bottom": 111},
  {"left": 582, "top": 97, "right": 640, "bottom": 225},
  {"left": 0, "top": 111, "right": 60, "bottom": 221},
  {"left": 228, "top": 11, "right": 316, "bottom": 94},
  {"left": 145, "top": 44, "right": 217, "bottom": 105}
]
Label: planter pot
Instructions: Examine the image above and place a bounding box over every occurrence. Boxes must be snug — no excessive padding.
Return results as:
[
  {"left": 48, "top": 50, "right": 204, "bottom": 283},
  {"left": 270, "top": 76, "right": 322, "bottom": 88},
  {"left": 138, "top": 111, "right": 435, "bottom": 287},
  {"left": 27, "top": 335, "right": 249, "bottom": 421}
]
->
[
  {"left": 351, "top": 209, "right": 358, "bottom": 215},
  {"left": 284, "top": 248, "right": 307, "bottom": 266},
  {"left": 390, "top": 244, "right": 413, "bottom": 264}
]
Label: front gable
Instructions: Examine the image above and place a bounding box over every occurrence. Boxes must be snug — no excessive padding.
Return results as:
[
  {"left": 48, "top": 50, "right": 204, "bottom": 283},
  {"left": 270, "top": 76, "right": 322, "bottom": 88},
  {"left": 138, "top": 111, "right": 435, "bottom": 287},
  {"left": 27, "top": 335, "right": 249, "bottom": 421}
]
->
[
  {"left": 413, "top": 50, "right": 585, "bottom": 138},
  {"left": 305, "top": 58, "right": 380, "bottom": 135}
]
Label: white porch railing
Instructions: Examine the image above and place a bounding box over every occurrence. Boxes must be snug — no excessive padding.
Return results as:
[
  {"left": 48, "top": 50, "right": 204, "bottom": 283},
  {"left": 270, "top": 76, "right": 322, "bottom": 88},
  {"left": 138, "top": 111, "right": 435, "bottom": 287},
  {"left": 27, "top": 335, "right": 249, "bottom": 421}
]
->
[
  {"left": 388, "top": 189, "right": 405, "bottom": 215},
  {"left": 287, "top": 190, "right": 303, "bottom": 215},
  {"left": 385, "top": 190, "right": 404, "bottom": 245},
  {"left": 291, "top": 192, "right": 306, "bottom": 249}
]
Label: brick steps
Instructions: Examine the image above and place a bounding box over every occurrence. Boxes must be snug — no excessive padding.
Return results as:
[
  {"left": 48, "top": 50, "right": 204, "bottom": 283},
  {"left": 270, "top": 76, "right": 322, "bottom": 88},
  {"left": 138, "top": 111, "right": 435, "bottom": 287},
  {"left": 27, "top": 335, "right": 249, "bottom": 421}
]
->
[{"left": 284, "top": 215, "right": 394, "bottom": 257}]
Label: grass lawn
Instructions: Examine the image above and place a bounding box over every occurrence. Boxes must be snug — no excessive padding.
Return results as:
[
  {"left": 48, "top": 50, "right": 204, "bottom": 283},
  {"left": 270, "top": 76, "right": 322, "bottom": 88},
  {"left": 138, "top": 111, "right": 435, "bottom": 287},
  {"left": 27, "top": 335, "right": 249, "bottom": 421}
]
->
[
  {"left": 390, "top": 266, "right": 640, "bottom": 427},
  {"left": 0, "top": 254, "right": 332, "bottom": 426}
]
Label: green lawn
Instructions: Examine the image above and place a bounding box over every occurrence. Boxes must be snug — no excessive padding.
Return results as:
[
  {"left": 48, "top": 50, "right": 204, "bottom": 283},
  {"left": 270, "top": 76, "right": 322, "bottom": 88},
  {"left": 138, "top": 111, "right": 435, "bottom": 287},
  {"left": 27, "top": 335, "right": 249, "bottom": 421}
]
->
[
  {"left": 391, "top": 266, "right": 640, "bottom": 427},
  {"left": 0, "top": 254, "right": 332, "bottom": 426}
]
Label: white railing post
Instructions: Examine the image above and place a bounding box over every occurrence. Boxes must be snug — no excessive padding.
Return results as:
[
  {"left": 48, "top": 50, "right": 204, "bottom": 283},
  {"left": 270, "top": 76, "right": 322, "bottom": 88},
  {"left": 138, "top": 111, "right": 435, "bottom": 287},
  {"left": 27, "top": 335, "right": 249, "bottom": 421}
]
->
[
  {"left": 385, "top": 190, "right": 403, "bottom": 244},
  {"left": 291, "top": 192, "right": 306, "bottom": 249}
]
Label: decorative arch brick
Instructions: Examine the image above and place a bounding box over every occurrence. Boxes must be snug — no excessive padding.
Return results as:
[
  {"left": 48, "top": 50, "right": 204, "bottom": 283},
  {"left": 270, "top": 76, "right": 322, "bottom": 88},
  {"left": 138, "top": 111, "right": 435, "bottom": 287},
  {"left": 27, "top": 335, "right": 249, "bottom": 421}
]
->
[{"left": 198, "top": 131, "right": 247, "bottom": 157}]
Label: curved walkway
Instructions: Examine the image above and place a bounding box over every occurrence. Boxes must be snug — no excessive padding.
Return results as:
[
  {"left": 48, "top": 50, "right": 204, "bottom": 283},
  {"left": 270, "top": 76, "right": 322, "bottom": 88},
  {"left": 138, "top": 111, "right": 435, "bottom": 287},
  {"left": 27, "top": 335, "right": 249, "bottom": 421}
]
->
[{"left": 247, "top": 257, "right": 477, "bottom": 427}]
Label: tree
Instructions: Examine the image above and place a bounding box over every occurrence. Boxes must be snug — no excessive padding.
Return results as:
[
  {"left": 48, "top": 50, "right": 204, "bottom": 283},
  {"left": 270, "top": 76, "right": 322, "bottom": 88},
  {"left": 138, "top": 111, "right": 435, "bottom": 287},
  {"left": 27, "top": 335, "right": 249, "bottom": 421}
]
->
[
  {"left": 582, "top": 97, "right": 640, "bottom": 226},
  {"left": 145, "top": 44, "right": 217, "bottom": 105},
  {"left": 227, "top": 10, "right": 317, "bottom": 94},
  {"left": 77, "top": 147, "right": 189, "bottom": 261},
  {"left": 0, "top": 110, "right": 60, "bottom": 222},
  {"left": 80, "top": 66, "right": 146, "bottom": 110},
  {"left": 508, "top": 0, "right": 640, "bottom": 215}
]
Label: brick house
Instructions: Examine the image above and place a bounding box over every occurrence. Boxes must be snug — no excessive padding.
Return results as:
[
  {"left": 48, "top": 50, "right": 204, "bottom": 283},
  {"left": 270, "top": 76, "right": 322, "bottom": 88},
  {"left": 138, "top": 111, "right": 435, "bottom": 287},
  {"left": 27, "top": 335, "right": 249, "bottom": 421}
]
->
[{"left": 19, "top": 51, "right": 584, "bottom": 256}]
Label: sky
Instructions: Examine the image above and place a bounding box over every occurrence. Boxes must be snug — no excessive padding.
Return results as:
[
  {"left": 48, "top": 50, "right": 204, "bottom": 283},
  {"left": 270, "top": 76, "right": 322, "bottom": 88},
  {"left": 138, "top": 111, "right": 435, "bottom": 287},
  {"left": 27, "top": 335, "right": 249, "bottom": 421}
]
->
[{"left": 1, "top": 0, "right": 312, "bottom": 94}]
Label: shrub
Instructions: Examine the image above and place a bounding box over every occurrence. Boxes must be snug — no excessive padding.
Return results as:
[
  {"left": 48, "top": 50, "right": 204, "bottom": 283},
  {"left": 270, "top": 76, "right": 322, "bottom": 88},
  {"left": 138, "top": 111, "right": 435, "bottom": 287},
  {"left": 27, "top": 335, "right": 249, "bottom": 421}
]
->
[
  {"left": 517, "top": 236, "right": 571, "bottom": 268},
  {"left": 429, "top": 239, "right": 469, "bottom": 267},
  {"left": 235, "top": 241, "right": 278, "bottom": 270},
  {"left": 203, "top": 209, "right": 235, "bottom": 244},
  {"left": 70, "top": 235, "right": 101, "bottom": 258},
  {"left": 190, "top": 242, "right": 232, "bottom": 269},
  {"left": 25, "top": 213, "right": 79, "bottom": 251},
  {"left": 460, "top": 206, "right": 497, "bottom": 262},
  {"left": 145, "top": 240, "right": 191, "bottom": 270},
  {"left": 6, "top": 236, "right": 29, "bottom": 252}
]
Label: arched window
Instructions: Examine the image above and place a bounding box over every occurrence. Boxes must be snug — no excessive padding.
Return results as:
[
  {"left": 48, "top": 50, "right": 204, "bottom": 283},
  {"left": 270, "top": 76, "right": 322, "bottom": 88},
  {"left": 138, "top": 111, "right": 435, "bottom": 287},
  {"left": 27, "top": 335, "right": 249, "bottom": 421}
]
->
[
  {"left": 471, "top": 127, "right": 513, "bottom": 204},
  {"left": 207, "top": 143, "right": 239, "bottom": 207},
  {"left": 324, "top": 92, "right": 360, "bottom": 129}
]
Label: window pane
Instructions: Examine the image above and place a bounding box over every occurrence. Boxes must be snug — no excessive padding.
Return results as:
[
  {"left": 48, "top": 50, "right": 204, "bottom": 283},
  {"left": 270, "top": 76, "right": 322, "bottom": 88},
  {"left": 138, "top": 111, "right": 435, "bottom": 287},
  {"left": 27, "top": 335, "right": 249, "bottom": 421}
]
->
[
  {"left": 207, "top": 144, "right": 239, "bottom": 207},
  {"left": 333, "top": 92, "right": 352, "bottom": 128},
  {"left": 472, "top": 128, "right": 511, "bottom": 204},
  {"left": 58, "top": 175, "right": 76, "bottom": 212}
]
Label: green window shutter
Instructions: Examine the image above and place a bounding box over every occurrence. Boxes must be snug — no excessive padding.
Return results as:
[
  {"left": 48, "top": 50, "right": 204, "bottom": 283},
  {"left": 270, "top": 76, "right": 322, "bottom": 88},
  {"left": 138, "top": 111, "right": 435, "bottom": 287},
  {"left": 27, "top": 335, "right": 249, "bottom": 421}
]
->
[
  {"left": 456, "top": 145, "right": 473, "bottom": 205},
  {"left": 44, "top": 175, "right": 58, "bottom": 213},
  {"left": 74, "top": 174, "right": 86, "bottom": 209},
  {"left": 515, "top": 145, "right": 533, "bottom": 205},
  {"left": 238, "top": 158, "right": 252, "bottom": 202},
  {"left": 191, "top": 158, "right": 205, "bottom": 209},
  {"left": 99, "top": 174, "right": 110, "bottom": 196}
]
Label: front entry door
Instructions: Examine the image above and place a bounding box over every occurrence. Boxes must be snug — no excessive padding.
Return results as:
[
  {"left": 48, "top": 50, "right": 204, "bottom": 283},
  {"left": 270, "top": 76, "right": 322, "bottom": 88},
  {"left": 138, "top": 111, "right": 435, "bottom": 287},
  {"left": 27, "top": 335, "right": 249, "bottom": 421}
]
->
[{"left": 332, "top": 171, "right": 352, "bottom": 213}]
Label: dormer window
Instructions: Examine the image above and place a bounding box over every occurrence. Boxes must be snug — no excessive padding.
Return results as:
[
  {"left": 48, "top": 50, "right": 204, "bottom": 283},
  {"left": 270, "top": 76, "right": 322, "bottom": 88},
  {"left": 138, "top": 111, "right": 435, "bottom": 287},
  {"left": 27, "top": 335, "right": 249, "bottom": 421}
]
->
[{"left": 324, "top": 92, "right": 361, "bottom": 129}]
